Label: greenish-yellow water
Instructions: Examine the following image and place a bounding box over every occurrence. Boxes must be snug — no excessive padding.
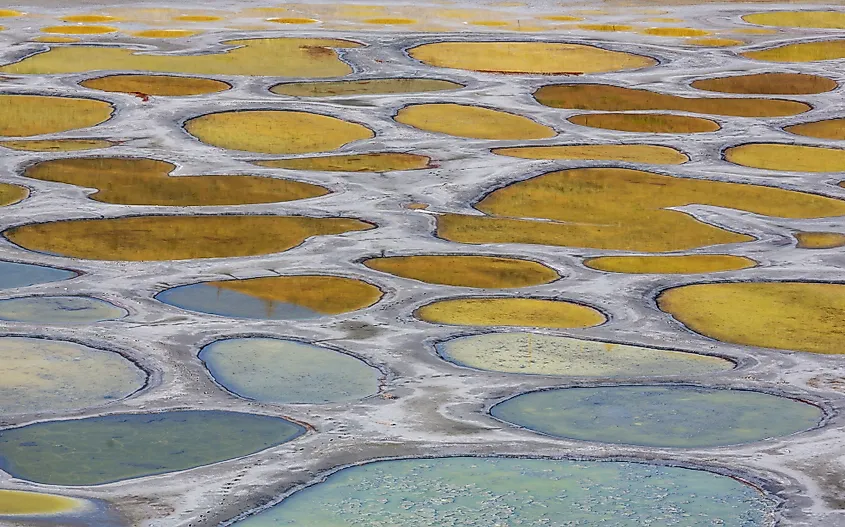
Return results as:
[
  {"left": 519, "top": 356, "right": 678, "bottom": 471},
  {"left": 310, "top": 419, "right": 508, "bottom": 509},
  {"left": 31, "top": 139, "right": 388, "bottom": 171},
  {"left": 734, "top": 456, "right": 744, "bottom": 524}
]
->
[
  {"left": 438, "top": 332, "right": 732, "bottom": 375},
  {"left": 0, "top": 337, "right": 145, "bottom": 415}
]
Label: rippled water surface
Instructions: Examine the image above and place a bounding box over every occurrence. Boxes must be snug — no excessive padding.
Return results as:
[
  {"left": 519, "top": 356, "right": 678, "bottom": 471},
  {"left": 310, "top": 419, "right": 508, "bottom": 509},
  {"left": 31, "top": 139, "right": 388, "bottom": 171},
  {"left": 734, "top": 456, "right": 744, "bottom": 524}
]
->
[{"left": 231, "top": 457, "right": 773, "bottom": 526}]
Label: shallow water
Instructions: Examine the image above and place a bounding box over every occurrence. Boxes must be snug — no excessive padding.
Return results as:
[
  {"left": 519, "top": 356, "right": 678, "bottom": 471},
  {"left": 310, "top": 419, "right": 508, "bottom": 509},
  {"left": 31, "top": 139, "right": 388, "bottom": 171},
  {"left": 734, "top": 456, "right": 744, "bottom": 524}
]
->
[
  {"left": 158, "top": 275, "right": 381, "bottom": 319},
  {"left": 0, "top": 139, "right": 112, "bottom": 152},
  {"left": 0, "top": 95, "right": 112, "bottom": 136},
  {"left": 0, "top": 261, "right": 76, "bottom": 289},
  {"left": 200, "top": 338, "right": 380, "bottom": 403},
  {"left": 364, "top": 255, "right": 559, "bottom": 288},
  {"left": 81, "top": 74, "right": 231, "bottom": 96},
  {"left": 185, "top": 110, "right": 374, "bottom": 154},
  {"left": 536, "top": 84, "right": 809, "bottom": 117},
  {"left": 0, "top": 296, "right": 126, "bottom": 324},
  {"left": 725, "top": 144, "right": 845, "bottom": 173},
  {"left": 0, "top": 183, "right": 27, "bottom": 207},
  {"left": 0, "top": 410, "right": 305, "bottom": 485},
  {"left": 438, "top": 332, "right": 732, "bottom": 375},
  {"left": 585, "top": 254, "right": 756, "bottom": 274},
  {"left": 417, "top": 297, "right": 605, "bottom": 328},
  {"left": 5, "top": 215, "right": 373, "bottom": 261},
  {"left": 24, "top": 157, "right": 329, "bottom": 206},
  {"left": 40, "top": 25, "right": 118, "bottom": 34},
  {"left": 493, "top": 144, "right": 688, "bottom": 164},
  {"left": 743, "top": 41, "right": 845, "bottom": 62},
  {"left": 743, "top": 10, "right": 845, "bottom": 29},
  {"left": 795, "top": 231, "right": 845, "bottom": 249},
  {"left": 786, "top": 118, "right": 845, "bottom": 141},
  {"left": 0, "top": 489, "right": 82, "bottom": 516},
  {"left": 691, "top": 73, "right": 836, "bottom": 95},
  {"left": 256, "top": 153, "right": 430, "bottom": 172},
  {"left": 408, "top": 42, "right": 656, "bottom": 74},
  {"left": 491, "top": 385, "right": 822, "bottom": 447},
  {"left": 569, "top": 112, "right": 720, "bottom": 133},
  {"left": 271, "top": 78, "right": 462, "bottom": 97},
  {"left": 437, "top": 167, "right": 845, "bottom": 252},
  {"left": 0, "top": 38, "right": 362, "bottom": 76},
  {"left": 396, "top": 103, "right": 555, "bottom": 140},
  {"left": 658, "top": 282, "right": 845, "bottom": 355},
  {"left": 0, "top": 337, "right": 145, "bottom": 415},
  {"left": 231, "top": 457, "right": 773, "bottom": 526}
]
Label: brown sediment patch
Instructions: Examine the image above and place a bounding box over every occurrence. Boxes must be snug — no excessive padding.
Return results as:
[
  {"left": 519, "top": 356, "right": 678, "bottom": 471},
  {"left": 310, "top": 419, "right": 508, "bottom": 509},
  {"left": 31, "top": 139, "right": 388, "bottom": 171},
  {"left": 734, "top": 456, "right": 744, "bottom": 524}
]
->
[
  {"left": 363, "top": 255, "right": 560, "bottom": 288},
  {"left": 4, "top": 215, "right": 374, "bottom": 261},
  {"left": 0, "top": 38, "right": 362, "bottom": 77},
  {"left": 436, "top": 167, "right": 845, "bottom": 252},
  {"left": 396, "top": 103, "right": 555, "bottom": 140},
  {"left": 492, "top": 144, "right": 688, "bottom": 164},
  {"left": 584, "top": 254, "right": 757, "bottom": 274},
  {"left": 271, "top": 78, "right": 462, "bottom": 97},
  {"left": 208, "top": 275, "right": 382, "bottom": 314},
  {"left": 185, "top": 110, "right": 374, "bottom": 154},
  {"left": 535, "top": 83, "right": 810, "bottom": 117},
  {"left": 417, "top": 297, "right": 606, "bottom": 328},
  {"left": 786, "top": 118, "right": 845, "bottom": 140},
  {"left": 795, "top": 231, "right": 845, "bottom": 249},
  {"left": 82, "top": 74, "right": 231, "bottom": 96},
  {"left": 130, "top": 29, "right": 200, "bottom": 38},
  {"left": 23, "top": 157, "right": 329, "bottom": 206},
  {"left": 406, "top": 202, "right": 429, "bottom": 210},
  {"left": 743, "top": 11, "right": 845, "bottom": 29},
  {"left": 0, "top": 95, "right": 113, "bottom": 136},
  {"left": 255, "top": 153, "right": 430, "bottom": 172},
  {"left": 692, "top": 73, "right": 836, "bottom": 95},
  {"left": 0, "top": 183, "right": 28, "bottom": 207},
  {"left": 743, "top": 41, "right": 845, "bottom": 62},
  {"left": 569, "top": 113, "right": 720, "bottom": 133},
  {"left": 41, "top": 25, "right": 118, "bottom": 34},
  {"left": 725, "top": 143, "right": 845, "bottom": 172},
  {"left": 657, "top": 281, "right": 845, "bottom": 354},
  {"left": 407, "top": 42, "right": 656, "bottom": 74},
  {"left": 0, "top": 139, "right": 112, "bottom": 151}
]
